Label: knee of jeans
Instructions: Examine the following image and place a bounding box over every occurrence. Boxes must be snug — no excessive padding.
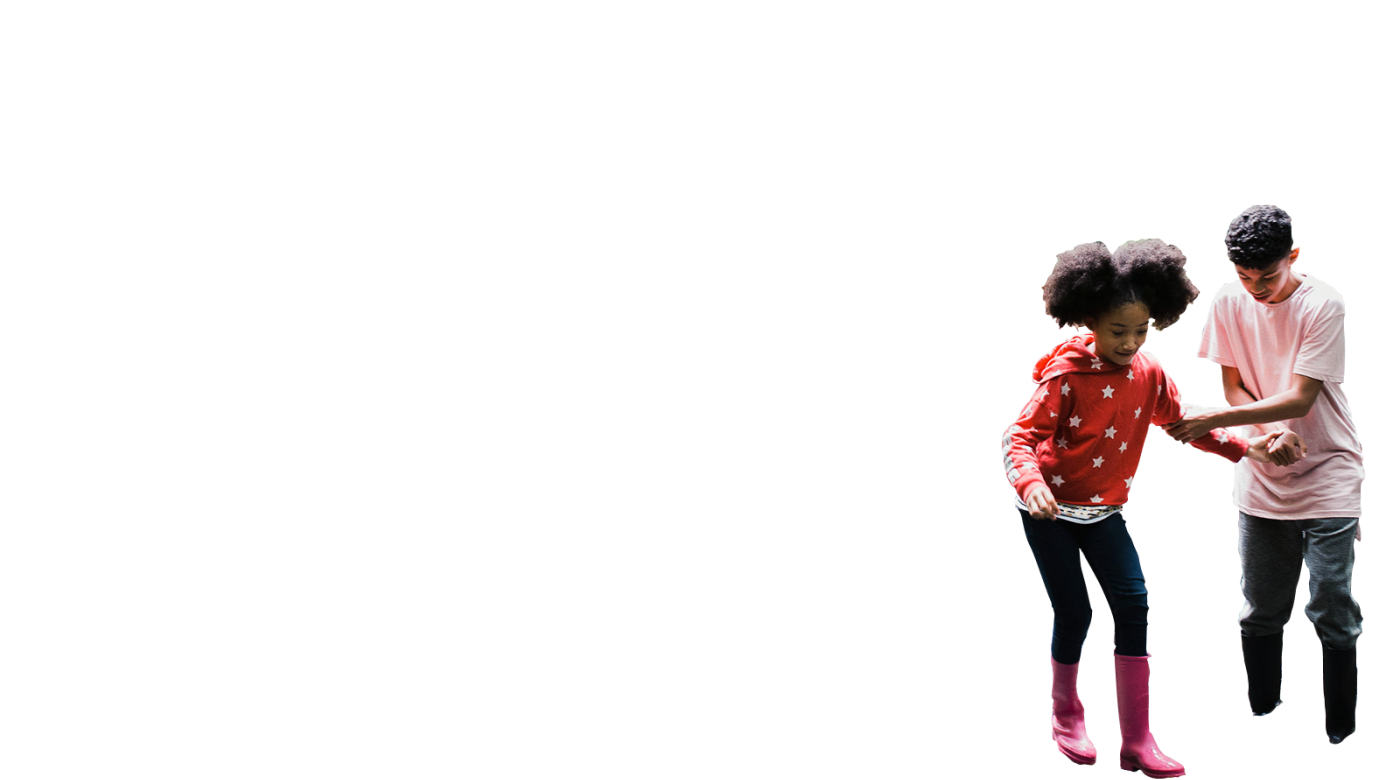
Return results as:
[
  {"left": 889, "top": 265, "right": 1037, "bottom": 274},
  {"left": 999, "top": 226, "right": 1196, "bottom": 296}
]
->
[
  {"left": 1241, "top": 612, "right": 1289, "bottom": 635},
  {"left": 1055, "top": 605, "right": 1092, "bottom": 633},
  {"left": 1310, "top": 573, "right": 1359, "bottom": 596},
  {"left": 1055, "top": 623, "right": 1091, "bottom": 650},
  {"left": 1315, "top": 621, "right": 1361, "bottom": 650},
  {"left": 1114, "top": 599, "right": 1148, "bottom": 624}
]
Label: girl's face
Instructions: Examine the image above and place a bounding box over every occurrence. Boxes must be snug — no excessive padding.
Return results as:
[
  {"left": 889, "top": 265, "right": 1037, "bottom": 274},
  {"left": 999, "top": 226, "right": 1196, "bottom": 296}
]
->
[{"left": 1085, "top": 301, "right": 1150, "bottom": 366}]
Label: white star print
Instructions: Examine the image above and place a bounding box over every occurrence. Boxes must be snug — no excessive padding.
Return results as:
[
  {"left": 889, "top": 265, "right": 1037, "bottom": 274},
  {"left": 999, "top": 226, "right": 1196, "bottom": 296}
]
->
[
  {"left": 1104, "top": 426, "right": 1117, "bottom": 439},
  {"left": 1069, "top": 416, "right": 1082, "bottom": 428},
  {"left": 1134, "top": 407, "right": 1142, "bottom": 419},
  {"left": 1102, "top": 385, "right": 1115, "bottom": 398},
  {"left": 1092, "top": 456, "right": 1105, "bottom": 468},
  {"left": 1056, "top": 437, "right": 1069, "bottom": 448},
  {"left": 1090, "top": 357, "right": 1103, "bottom": 370},
  {"left": 1127, "top": 369, "right": 1135, "bottom": 380},
  {"left": 1062, "top": 384, "right": 1070, "bottom": 396},
  {"left": 1214, "top": 429, "right": 1231, "bottom": 443},
  {"left": 1119, "top": 441, "right": 1129, "bottom": 453},
  {"left": 1039, "top": 389, "right": 1049, "bottom": 401},
  {"left": 1050, "top": 411, "right": 1057, "bottom": 417},
  {"left": 1090, "top": 494, "right": 1104, "bottom": 503},
  {"left": 1051, "top": 475, "right": 1065, "bottom": 486},
  {"left": 1125, "top": 477, "right": 1134, "bottom": 488}
]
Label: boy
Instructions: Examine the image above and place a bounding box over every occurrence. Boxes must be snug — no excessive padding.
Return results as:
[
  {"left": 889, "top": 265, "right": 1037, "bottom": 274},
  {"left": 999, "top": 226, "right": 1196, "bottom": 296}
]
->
[{"left": 1164, "top": 205, "right": 1363, "bottom": 744}]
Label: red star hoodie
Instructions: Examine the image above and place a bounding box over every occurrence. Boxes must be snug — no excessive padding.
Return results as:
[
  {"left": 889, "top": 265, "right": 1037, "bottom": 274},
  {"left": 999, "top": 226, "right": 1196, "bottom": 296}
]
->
[{"left": 1003, "top": 334, "right": 1247, "bottom": 507}]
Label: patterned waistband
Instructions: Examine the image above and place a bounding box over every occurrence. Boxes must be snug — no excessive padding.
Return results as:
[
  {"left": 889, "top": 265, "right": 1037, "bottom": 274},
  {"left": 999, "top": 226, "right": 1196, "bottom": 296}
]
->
[{"left": 1013, "top": 492, "right": 1120, "bottom": 523}]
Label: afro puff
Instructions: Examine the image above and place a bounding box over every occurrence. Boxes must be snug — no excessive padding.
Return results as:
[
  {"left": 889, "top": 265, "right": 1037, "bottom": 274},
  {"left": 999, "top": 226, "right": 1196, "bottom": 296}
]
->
[
  {"left": 1225, "top": 205, "right": 1293, "bottom": 270},
  {"left": 1042, "top": 242, "right": 1117, "bottom": 329},
  {"left": 1042, "top": 239, "right": 1199, "bottom": 330},
  {"left": 1112, "top": 239, "right": 1198, "bottom": 329}
]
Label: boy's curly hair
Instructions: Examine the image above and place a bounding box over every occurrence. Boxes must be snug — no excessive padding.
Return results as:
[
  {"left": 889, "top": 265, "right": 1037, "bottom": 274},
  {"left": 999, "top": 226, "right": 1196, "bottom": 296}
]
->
[
  {"left": 1042, "top": 239, "right": 1199, "bottom": 330},
  {"left": 1225, "top": 205, "right": 1293, "bottom": 270}
]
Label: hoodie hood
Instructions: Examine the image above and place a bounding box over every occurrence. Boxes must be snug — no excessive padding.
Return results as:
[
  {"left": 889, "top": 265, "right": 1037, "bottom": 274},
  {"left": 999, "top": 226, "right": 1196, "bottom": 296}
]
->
[{"left": 1033, "top": 334, "right": 1123, "bottom": 383}]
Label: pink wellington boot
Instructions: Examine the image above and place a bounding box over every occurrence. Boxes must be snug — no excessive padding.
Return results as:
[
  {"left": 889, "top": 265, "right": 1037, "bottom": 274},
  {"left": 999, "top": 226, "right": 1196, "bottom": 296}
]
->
[
  {"left": 1115, "top": 654, "right": 1184, "bottom": 778},
  {"left": 1051, "top": 658, "right": 1096, "bottom": 765}
]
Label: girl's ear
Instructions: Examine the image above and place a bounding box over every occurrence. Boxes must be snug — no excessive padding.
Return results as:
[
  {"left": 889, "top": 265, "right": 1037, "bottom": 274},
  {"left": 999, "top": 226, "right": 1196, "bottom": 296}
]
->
[{"left": 1081, "top": 317, "right": 1096, "bottom": 330}]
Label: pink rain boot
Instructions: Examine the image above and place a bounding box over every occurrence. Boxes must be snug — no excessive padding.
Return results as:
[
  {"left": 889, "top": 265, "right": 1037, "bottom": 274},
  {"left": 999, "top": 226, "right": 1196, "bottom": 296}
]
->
[
  {"left": 1051, "top": 658, "right": 1096, "bottom": 765},
  {"left": 1115, "top": 654, "right": 1185, "bottom": 778}
]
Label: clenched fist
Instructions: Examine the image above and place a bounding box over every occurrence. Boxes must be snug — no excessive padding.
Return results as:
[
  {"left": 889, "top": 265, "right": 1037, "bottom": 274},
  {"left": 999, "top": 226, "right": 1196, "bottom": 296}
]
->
[
  {"left": 1248, "top": 431, "right": 1282, "bottom": 462},
  {"left": 1024, "top": 484, "right": 1052, "bottom": 520},
  {"left": 1265, "top": 428, "right": 1304, "bottom": 464}
]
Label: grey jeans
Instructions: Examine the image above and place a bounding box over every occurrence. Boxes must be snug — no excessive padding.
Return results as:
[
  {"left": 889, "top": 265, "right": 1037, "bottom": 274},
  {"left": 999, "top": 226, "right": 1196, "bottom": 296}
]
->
[{"left": 1238, "top": 512, "right": 1362, "bottom": 650}]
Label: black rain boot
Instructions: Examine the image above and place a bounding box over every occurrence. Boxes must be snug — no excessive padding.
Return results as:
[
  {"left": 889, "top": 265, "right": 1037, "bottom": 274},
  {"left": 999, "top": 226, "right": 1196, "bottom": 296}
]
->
[
  {"left": 1241, "top": 632, "right": 1283, "bottom": 715},
  {"left": 1322, "top": 644, "right": 1357, "bottom": 744}
]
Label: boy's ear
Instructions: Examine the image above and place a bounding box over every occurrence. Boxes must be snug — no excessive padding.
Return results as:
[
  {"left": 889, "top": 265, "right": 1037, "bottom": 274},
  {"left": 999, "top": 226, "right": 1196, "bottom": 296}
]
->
[{"left": 1288, "top": 247, "right": 1300, "bottom": 264}]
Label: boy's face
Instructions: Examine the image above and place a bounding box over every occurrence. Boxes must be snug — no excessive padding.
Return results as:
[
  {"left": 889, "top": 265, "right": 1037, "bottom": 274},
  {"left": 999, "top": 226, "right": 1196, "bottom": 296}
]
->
[
  {"left": 1235, "top": 248, "right": 1300, "bottom": 304},
  {"left": 1085, "top": 301, "right": 1150, "bottom": 366}
]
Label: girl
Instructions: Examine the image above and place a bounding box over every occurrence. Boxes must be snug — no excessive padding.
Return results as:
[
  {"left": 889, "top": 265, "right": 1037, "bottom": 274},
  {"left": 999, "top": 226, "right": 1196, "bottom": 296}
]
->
[{"left": 1002, "top": 239, "right": 1280, "bottom": 778}]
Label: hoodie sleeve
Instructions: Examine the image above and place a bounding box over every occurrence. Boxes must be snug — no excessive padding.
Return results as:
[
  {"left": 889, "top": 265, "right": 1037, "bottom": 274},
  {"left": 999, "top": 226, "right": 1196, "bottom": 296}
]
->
[
  {"left": 1152, "top": 368, "right": 1248, "bottom": 462},
  {"left": 1003, "top": 377, "right": 1063, "bottom": 501}
]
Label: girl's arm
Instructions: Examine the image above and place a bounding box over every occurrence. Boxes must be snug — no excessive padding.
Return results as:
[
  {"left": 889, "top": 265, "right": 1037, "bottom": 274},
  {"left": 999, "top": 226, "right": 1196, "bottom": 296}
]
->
[{"left": 1003, "top": 377, "right": 1064, "bottom": 516}]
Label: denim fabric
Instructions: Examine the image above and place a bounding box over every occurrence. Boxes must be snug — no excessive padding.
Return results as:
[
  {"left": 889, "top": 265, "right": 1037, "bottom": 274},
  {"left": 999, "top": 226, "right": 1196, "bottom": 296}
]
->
[
  {"left": 1021, "top": 509, "right": 1149, "bottom": 664},
  {"left": 1238, "top": 512, "right": 1362, "bottom": 650}
]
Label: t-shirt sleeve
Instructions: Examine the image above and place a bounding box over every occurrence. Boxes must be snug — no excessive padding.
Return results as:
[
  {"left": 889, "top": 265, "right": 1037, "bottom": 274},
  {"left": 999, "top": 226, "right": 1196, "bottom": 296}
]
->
[
  {"left": 1197, "top": 291, "right": 1237, "bottom": 368},
  {"left": 1002, "top": 377, "right": 1062, "bottom": 502},
  {"left": 1294, "top": 296, "right": 1345, "bottom": 383}
]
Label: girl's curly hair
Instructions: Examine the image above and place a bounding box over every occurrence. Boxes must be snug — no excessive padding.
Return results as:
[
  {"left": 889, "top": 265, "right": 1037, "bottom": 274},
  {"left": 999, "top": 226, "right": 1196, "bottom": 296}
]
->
[
  {"left": 1225, "top": 205, "right": 1293, "bottom": 270},
  {"left": 1042, "top": 239, "right": 1199, "bottom": 330}
]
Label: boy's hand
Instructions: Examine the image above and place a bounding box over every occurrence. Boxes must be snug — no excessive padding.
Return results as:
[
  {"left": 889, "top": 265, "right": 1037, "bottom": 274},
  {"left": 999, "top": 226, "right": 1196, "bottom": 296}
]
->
[
  {"left": 1245, "top": 431, "right": 1283, "bottom": 462},
  {"left": 1025, "top": 484, "right": 1059, "bottom": 520},
  {"left": 1166, "top": 407, "right": 1220, "bottom": 442},
  {"left": 1266, "top": 430, "right": 1307, "bottom": 465}
]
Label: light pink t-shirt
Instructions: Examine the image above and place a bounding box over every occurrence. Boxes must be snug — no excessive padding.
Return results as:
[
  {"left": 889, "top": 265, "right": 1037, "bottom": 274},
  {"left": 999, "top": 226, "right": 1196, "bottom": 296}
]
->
[{"left": 1198, "top": 275, "right": 1364, "bottom": 519}]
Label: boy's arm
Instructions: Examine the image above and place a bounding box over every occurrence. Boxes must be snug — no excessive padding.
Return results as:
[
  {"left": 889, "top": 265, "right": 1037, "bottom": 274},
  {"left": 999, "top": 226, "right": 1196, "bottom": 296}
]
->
[
  {"left": 1204, "top": 366, "right": 1321, "bottom": 428},
  {"left": 1219, "top": 366, "right": 1311, "bottom": 464},
  {"left": 1152, "top": 370, "right": 1250, "bottom": 462},
  {"left": 1170, "top": 403, "right": 1248, "bottom": 459},
  {"left": 1170, "top": 372, "right": 1321, "bottom": 445},
  {"left": 1220, "top": 364, "right": 1304, "bottom": 431}
]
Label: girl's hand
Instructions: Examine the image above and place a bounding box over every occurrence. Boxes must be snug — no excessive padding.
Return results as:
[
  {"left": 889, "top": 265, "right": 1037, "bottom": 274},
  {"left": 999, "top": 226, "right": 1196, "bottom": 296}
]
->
[
  {"left": 1025, "top": 484, "right": 1059, "bottom": 520},
  {"left": 1246, "top": 431, "right": 1283, "bottom": 462}
]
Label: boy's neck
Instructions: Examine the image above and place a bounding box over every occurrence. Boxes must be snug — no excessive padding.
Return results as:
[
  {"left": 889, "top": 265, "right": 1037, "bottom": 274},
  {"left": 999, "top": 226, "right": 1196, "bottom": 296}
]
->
[{"left": 1274, "top": 271, "right": 1305, "bottom": 303}]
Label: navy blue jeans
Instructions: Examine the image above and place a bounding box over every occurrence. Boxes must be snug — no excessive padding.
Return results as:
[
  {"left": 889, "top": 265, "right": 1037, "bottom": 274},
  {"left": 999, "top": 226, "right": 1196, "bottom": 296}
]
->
[{"left": 1021, "top": 510, "right": 1149, "bottom": 664}]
